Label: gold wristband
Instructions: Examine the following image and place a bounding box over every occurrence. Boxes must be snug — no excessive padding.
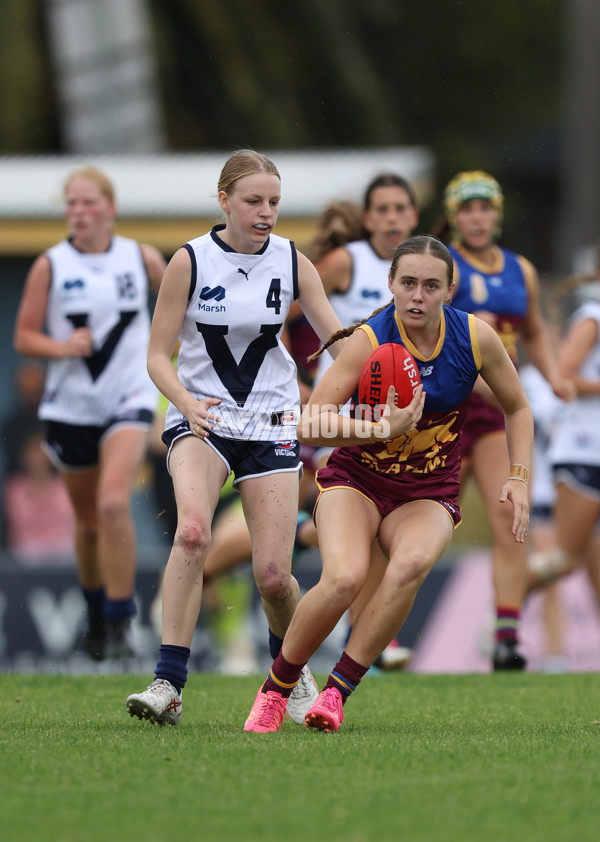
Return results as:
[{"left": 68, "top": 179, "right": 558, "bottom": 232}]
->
[{"left": 509, "top": 463, "right": 529, "bottom": 484}]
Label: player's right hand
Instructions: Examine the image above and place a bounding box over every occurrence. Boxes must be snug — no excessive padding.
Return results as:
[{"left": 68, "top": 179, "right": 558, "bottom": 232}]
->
[{"left": 65, "top": 327, "right": 94, "bottom": 357}]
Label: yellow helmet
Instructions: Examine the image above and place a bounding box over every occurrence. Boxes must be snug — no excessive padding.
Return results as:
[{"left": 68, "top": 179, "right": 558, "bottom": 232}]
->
[{"left": 443, "top": 170, "right": 503, "bottom": 241}]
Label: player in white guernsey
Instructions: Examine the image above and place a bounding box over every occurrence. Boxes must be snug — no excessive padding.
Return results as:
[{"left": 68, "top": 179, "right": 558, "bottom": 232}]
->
[
  {"left": 14, "top": 167, "right": 166, "bottom": 660},
  {"left": 526, "top": 282, "right": 600, "bottom": 598},
  {"left": 126, "top": 149, "right": 344, "bottom": 727}
]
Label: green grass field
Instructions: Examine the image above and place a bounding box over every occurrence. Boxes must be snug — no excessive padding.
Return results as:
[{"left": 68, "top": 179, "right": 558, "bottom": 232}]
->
[{"left": 2, "top": 672, "right": 599, "bottom": 842}]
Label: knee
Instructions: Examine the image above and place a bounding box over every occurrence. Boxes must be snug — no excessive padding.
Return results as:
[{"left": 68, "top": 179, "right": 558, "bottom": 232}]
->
[
  {"left": 387, "top": 552, "right": 431, "bottom": 592},
  {"left": 255, "top": 563, "right": 293, "bottom": 603},
  {"left": 97, "top": 492, "right": 130, "bottom": 527},
  {"left": 174, "top": 518, "right": 211, "bottom": 558},
  {"left": 321, "top": 568, "right": 363, "bottom": 607}
]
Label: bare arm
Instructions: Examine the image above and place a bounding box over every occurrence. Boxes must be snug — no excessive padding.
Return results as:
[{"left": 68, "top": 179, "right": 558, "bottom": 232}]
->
[
  {"left": 285, "top": 245, "right": 350, "bottom": 331},
  {"left": 140, "top": 243, "right": 168, "bottom": 294},
  {"left": 477, "top": 318, "right": 534, "bottom": 542},
  {"left": 147, "top": 247, "right": 221, "bottom": 434},
  {"left": 313, "top": 246, "right": 353, "bottom": 295},
  {"left": 14, "top": 254, "right": 93, "bottom": 359},
  {"left": 520, "top": 263, "right": 574, "bottom": 401},
  {"left": 296, "top": 250, "right": 345, "bottom": 359},
  {"left": 298, "top": 328, "right": 424, "bottom": 447}
]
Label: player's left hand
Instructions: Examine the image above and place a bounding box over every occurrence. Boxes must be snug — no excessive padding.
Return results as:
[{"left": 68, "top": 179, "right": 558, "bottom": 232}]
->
[{"left": 499, "top": 479, "right": 529, "bottom": 543}]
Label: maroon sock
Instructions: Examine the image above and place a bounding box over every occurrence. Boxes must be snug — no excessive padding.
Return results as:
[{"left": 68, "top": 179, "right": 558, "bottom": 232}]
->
[
  {"left": 261, "top": 651, "right": 305, "bottom": 698},
  {"left": 495, "top": 605, "right": 521, "bottom": 643},
  {"left": 325, "top": 651, "right": 369, "bottom": 705}
]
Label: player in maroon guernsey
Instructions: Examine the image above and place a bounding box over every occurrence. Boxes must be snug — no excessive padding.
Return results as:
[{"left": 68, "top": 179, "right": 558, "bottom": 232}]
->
[{"left": 244, "top": 235, "right": 533, "bottom": 733}]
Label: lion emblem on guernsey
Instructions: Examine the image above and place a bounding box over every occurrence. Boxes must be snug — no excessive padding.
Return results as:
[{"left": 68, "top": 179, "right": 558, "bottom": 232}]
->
[{"left": 360, "top": 411, "right": 460, "bottom": 473}]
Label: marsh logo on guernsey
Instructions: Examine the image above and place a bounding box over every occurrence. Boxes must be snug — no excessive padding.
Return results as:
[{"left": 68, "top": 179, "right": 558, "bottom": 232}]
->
[
  {"left": 61, "top": 279, "right": 85, "bottom": 298},
  {"left": 198, "top": 285, "right": 226, "bottom": 312},
  {"left": 273, "top": 440, "right": 296, "bottom": 456}
]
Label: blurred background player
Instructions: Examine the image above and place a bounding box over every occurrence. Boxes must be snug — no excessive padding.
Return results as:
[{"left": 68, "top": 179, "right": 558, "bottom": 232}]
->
[
  {"left": 436, "top": 170, "right": 573, "bottom": 671},
  {"left": 13, "top": 166, "right": 166, "bottom": 659},
  {"left": 0, "top": 360, "right": 46, "bottom": 480},
  {"left": 526, "top": 266, "right": 600, "bottom": 613},
  {"left": 2, "top": 430, "right": 76, "bottom": 567},
  {"left": 519, "top": 363, "right": 568, "bottom": 671}
]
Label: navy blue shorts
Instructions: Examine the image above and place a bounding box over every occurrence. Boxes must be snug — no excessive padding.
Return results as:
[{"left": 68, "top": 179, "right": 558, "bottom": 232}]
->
[
  {"left": 44, "top": 409, "right": 154, "bottom": 470},
  {"left": 162, "top": 422, "right": 302, "bottom": 485},
  {"left": 553, "top": 463, "right": 600, "bottom": 502}
]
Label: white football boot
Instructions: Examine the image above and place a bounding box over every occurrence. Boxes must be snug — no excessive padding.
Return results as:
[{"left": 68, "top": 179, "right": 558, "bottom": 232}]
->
[
  {"left": 286, "top": 665, "right": 319, "bottom": 725},
  {"left": 126, "top": 679, "right": 182, "bottom": 726}
]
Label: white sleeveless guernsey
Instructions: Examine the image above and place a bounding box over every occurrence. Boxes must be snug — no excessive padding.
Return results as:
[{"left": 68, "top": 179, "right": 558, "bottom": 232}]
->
[
  {"left": 165, "top": 227, "right": 301, "bottom": 441},
  {"left": 548, "top": 300, "right": 600, "bottom": 467},
  {"left": 39, "top": 236, "right": 155, "bottom": 425}
]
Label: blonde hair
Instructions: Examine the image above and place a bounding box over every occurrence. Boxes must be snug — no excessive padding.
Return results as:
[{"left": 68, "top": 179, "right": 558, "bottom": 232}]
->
[
  {"left": 218, "top": 149, "right": 280, "bottom": 195},
  {"left": 63, "top": 167, "right": 116, "bottom": 203}
]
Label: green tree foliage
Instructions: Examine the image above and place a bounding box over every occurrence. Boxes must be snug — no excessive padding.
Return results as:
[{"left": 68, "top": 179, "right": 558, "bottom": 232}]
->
[
  {"left": 0, "top": 0, "right": 60, "bottom": 152},
  {"left": 0, "top": 0, "right": 565, "bottom": 164},
  {"left": 0, "top": 0, "right": 566, "bottom": 266},
  {"left": 147, "top": 0, "right": 564, "bottom": 162}
]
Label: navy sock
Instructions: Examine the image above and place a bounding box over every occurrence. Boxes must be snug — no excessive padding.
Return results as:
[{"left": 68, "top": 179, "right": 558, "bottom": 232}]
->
[
  {"left": 82, "top": 587, "right": 105, "bottom": 612},
  {"left": 269, "top": 629, "right": 284, "bottom": 660},
  {"left": 104, "top": 597, "right": 136, "bottom": 621},
  {"left": 155, "top": 644, "right": 190, "bottom": 694}
]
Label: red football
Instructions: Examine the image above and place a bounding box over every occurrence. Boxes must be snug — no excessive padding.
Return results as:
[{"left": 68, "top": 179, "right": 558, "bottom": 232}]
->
[{"left": 358, "top": 342, "right": 421, "bottom": 411}]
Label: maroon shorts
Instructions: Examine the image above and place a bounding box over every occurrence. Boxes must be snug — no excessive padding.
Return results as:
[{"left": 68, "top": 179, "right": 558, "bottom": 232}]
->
[
  {"left": 459, "top": 393, "right": 506, "bottom": 460},
  {"left": 315, "top": 455, "right": 461, "bottom": 527}
]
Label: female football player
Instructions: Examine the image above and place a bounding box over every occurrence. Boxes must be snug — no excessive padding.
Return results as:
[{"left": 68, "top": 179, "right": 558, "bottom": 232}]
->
[
  {"left": 125, "top": 149, "right": 344, "bottom": 727},
  {"left": 439, "top": 171, "right": 572, "bottom": 670},
  {"left": 14, "top": 166, "right": 166, "bottom": 659},
  {"left": 244, "top": 234, "right": 533, "bottom": 733}
]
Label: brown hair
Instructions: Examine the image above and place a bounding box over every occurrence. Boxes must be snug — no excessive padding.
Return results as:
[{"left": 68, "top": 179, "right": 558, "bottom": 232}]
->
[
  {"left": 309, "top": 235, "right": 453, "bottom": 359},
  {"left": 218, "top": 149, "right": 280, "bottom": 195},
  {"left": 389, "top": 234, "right": 453, "bottom": 281},
  {"left": 64, "top": 167, "right": 115, "bottom": 203},
  {"left": 303, "top": 200, "right": 364, "bottom": 263},
  {"left": 364, "top": 172, "right": 417, "bottom": 211},
  {"left": 303, "top": 173, "right": 417, "bottom": 263}
]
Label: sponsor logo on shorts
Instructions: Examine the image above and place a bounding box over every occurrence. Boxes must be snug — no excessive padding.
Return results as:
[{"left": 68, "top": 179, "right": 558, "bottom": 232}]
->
[{"left": 273, "top": 440, "right": 296, "bottom": 456}]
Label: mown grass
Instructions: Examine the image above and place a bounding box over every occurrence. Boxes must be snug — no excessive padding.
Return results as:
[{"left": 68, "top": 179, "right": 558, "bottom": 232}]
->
[{"left": 1, "top": 672, "right": 599, "bottom": 842}]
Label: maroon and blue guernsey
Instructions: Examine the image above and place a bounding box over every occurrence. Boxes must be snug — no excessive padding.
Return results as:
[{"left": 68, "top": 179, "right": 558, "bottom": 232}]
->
[{"left": 317, "top": 303, "right": 482, "bottom": 523}]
